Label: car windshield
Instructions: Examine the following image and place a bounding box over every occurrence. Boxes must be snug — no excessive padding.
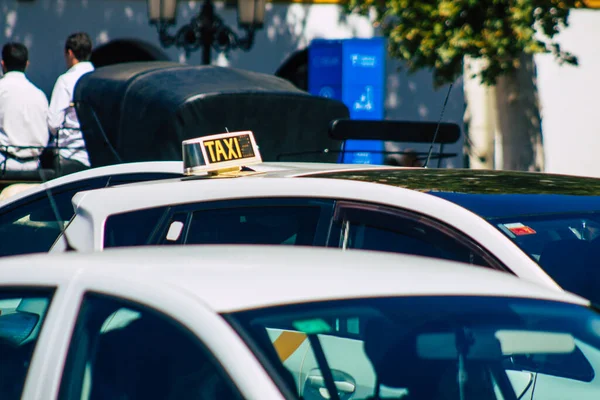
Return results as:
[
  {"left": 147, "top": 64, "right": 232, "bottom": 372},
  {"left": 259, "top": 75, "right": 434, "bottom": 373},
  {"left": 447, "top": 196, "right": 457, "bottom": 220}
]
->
[
  {"left": 490, "top": 212, "right": 600, "bottom": 277},
  {"left": 227, "top": 296, "right": 600, "bottom": 400}
]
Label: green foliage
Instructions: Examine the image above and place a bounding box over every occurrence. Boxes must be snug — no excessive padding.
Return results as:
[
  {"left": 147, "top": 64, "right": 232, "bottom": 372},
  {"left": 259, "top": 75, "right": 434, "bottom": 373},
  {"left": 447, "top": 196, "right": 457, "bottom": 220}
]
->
[{"left": 344, "top": 0, "right": 582, "bottom": 86}]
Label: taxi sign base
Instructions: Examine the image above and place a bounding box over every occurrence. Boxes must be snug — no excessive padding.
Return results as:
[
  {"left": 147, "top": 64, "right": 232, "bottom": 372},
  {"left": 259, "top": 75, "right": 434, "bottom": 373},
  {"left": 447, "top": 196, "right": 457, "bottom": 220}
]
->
[
  {"left": 181, "top": 169, "right": 265, "bottom": 181},
  {"left": 208, "top": 166, "right": 241, "bottom": 176}
]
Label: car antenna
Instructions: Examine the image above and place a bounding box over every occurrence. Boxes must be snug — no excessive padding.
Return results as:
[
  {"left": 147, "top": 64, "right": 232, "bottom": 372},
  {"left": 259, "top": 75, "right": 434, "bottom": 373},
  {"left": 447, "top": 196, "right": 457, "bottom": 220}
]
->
[
  {"left": 423, "top": 83, "right": 453, "bottom": 168},
  {"left": 37, "top": 153, "right": 77, "bottom": 252}
]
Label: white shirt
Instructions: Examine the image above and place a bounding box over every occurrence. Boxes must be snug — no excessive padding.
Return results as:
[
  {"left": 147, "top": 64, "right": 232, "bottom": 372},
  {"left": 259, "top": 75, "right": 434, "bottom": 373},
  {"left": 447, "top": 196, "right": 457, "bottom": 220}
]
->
[
  {"left": 0, "top": 71, "right": 49, "bottom": 160},
  {"left": 48, "top": 61, "right": 95, "bottom": 167}
]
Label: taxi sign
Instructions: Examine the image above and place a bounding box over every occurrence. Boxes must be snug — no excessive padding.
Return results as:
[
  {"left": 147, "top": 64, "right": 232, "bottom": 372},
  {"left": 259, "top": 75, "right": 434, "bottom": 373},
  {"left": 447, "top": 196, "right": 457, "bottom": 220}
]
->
[{"left": 182, "top": 131, "right": 262, "bottom": 176}]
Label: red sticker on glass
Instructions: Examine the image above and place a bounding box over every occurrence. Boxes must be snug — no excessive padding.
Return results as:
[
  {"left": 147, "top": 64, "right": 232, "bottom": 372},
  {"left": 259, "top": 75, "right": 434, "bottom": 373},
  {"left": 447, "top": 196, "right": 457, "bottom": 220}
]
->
[{"left": 504, "top": 223, "right": 536, "bottom": 236}]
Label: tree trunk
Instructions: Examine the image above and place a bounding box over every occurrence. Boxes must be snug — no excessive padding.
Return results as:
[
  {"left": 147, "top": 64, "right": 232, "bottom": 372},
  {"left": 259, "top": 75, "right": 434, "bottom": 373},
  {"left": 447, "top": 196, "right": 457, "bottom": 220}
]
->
[
  {"left": 463, "top": 54, "right": 545, "bottom": 171},
  {"left": 463, "top": 56, "right": 497, "bottom": 169},
  {"left": 494, "top": 53, "right": 545, "bottom": 171}
]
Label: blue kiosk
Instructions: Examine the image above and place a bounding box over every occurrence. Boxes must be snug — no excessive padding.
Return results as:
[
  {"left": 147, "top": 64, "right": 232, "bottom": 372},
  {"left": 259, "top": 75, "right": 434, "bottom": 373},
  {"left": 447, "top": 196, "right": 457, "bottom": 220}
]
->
[{"left": 308, "top": 37, "right": 386, "bottom": 164}]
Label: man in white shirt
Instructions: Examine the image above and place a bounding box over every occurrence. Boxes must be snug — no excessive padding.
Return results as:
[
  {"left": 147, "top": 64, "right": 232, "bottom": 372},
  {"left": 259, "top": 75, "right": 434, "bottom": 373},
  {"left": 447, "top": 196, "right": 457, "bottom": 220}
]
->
[
  {"left": 48, "top": 32, "right": 95, "bottom": 175},
  {"left": 0, "top": 42, "right": 49, "bottom": 172}
]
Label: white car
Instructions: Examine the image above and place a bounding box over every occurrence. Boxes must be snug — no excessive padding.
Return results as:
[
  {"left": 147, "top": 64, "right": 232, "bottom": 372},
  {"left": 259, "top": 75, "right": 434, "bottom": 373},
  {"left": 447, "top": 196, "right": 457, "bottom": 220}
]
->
[
  {"left": 29, "top": 131, "right": 600, "bottom": 301},
  {"left": 57, "top": 138, "right": 600, "bottom": 294},
  {"left": 0, "top": 245, "right": 599, "bottom": 400},
  {"left": 50, "top": 160, "right": 563, "bottom": 290},
  {"left": 0, "top": 161, "right": 183, "bottom": 256}
]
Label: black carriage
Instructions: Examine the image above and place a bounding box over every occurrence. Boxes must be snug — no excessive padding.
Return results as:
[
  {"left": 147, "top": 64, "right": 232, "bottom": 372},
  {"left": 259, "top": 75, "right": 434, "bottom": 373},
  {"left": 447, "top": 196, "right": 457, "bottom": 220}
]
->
[
  {"left": 74, "top": 61, "right": 349, "bottom": 167},
  {"left": 0, "top": 61, "right": 349, "bottom": 188},
  {"left": 0, "top": 61, "right": 461, "bottom": 189}
]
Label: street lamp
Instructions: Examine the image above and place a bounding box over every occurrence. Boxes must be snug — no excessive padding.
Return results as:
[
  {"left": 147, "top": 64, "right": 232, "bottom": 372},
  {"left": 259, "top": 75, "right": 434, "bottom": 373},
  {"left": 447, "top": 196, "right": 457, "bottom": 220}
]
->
[{"left": 147, "top": 0, "right": 266, "bottom": 65}]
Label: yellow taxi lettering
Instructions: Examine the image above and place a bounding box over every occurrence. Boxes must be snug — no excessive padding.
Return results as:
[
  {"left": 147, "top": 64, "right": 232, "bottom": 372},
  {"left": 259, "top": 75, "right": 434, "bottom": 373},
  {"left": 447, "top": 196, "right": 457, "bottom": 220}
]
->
[
  {"left": 214, "top": 140, "right": 227, "bottom": 162},
  {"left": 234, "top": 137, "right": 242, "bottom": 158},
  {"left": 223, "top": 138, "right": 239, "bottom": 159},
  {"left": 204, "top": 141, "right": 217, "bottom": 162}
]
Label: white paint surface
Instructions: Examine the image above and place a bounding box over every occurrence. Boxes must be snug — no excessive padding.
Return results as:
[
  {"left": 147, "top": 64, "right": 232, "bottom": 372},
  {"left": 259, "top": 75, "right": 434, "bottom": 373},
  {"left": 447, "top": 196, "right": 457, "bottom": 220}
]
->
[{"left": 535, "top": 9, "right": 600, "bottom": 177}]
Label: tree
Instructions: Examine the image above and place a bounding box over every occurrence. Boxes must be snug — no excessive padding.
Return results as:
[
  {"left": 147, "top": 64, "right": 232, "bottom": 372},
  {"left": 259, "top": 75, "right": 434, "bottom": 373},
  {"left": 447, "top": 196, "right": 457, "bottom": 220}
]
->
[{"left": 344, "top": 0, "right": 583, "bottom": 171}]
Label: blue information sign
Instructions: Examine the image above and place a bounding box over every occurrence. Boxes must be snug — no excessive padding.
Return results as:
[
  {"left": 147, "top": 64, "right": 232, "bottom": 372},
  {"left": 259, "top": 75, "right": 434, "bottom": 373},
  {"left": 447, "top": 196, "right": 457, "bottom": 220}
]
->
[
  {"left": 308, "top": 39, "right": 343, "bottom": 102},
  {"left": 308, "top": 38, "right": 386, "bottom": 164}
]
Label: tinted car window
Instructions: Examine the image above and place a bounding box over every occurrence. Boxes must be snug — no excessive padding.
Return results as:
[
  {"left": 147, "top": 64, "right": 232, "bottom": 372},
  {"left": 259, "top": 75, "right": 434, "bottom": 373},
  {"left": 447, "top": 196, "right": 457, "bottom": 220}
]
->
[
  {"left": 335, "top": 205, "right": 494, "bottom": 268},
  {"left": 492, "top": 214, "right": 600, "bottom": 261},
  {"left": 0, "top": 187, "right": 84, "bottom": 257},
  {"left": 104, "top": 207, "right": 168, "bottom": 248},
  {"left": 491, "top": 213, "right": 600, "bottom": 304},
  {"left": 0, "top": 173, "right": 179, "bottom": 257},
  {"left": 58, "top": 293, "right": 242, "bottom": 400},
  {"left": 184, "top": 205, "right": 322, "bottom": 246},
  {"left": 104, "top": 199, "right": 333, "bottom": 249},
  {"left": 0, "top": 289, "right": 54, "bottom": 400}
]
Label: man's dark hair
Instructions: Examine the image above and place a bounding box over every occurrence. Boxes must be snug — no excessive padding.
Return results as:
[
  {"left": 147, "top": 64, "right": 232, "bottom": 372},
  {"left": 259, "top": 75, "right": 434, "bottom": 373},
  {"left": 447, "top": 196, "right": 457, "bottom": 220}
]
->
[
  {"left": 1, "top": 43, "right": 28, "bottom": 72},
  {"left": 65, "top": 32, "right": 93, "bottom": 62}
]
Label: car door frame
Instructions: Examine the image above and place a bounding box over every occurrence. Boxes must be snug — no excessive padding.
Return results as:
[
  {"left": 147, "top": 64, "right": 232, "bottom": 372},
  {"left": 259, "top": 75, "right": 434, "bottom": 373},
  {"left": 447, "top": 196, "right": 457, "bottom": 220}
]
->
[
  {"left": 22, "top": 269, "right": 286, "bottom": 400},
  {"left": 327, "top": 200, "right": 510, "bottom": 273}
]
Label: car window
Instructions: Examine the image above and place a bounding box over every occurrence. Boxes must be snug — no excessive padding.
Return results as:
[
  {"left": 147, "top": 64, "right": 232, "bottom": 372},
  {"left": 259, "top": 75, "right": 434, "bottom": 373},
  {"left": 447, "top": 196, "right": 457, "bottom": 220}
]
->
[
  {"left": 152, "top": 198, "right": 334, "bottom": 247},
  {"left": 0, "top": 289, "right": 54, "bottom": 400},
  {"left": 490, "top": 214, "right": 600, "bottom": 304},
  {"left": 228, "top": 297, "right": 600, "bottom": 400},
  {"left": 493, "top": 215, "right": 600, "bottom": 261},
  {"left": 0, "top": 173, "right": 180, "bottom": 257},
  {"left": 104, "top": 207, "right": 169, "bottom": 248},
  {"left": 333, "top": 203, "right": 496, "bottom": 269},
  {"left": 104, "top": 199, "right": 333, "bottom": 249},
  {"left": 183, "top": 205, "right": 323, "bottom": 246},
  {"left": 506, "top": 344, "right": 594, "bottom": 382},
  {"left": 58, "top": 292, "right": 242, "bottom": 400},
  {"left": 0, "top": 186, "right": 87, "bottom": 257}
]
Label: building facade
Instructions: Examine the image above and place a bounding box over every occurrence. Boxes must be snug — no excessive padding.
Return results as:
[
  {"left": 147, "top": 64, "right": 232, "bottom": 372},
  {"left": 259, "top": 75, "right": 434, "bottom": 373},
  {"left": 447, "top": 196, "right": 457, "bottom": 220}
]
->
[{"left": 1, "top": 1, "right": 598, "bottom": 174}]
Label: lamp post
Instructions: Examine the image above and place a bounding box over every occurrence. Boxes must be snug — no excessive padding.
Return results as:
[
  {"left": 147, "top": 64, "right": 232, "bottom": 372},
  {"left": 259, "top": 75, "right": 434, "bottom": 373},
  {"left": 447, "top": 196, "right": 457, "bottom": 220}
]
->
[{"left": 147, "top": 0, "right": 266, "bottom": 65}]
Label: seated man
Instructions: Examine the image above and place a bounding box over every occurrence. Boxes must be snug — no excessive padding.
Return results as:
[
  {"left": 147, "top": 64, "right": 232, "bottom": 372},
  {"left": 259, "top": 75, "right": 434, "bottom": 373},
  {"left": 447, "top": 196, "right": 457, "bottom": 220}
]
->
[
  {"left": 0, "top": 42, "right": 49, "bottom": 172},
  {"left": 48, "top": 32, "right": 94, "bottom": 175}
]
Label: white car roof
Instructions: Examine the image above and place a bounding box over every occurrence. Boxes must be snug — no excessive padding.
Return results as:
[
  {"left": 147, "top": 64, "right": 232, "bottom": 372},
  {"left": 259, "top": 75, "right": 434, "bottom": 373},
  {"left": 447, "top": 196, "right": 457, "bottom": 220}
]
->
[
  {"left": 249, "top": 162, "right": 393, "bottom": 176},
  {"left": 0, "top": 245, "right": 587, "bottom": 312},
  {"left": 0, "top": 161, "right": 183, "bottom": 207},
  {"left": 68, "top": 162, "right": 408, "bottom": 211},
  {"left": 0, "top": 161, "right": 388, "bottom": 208}
]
